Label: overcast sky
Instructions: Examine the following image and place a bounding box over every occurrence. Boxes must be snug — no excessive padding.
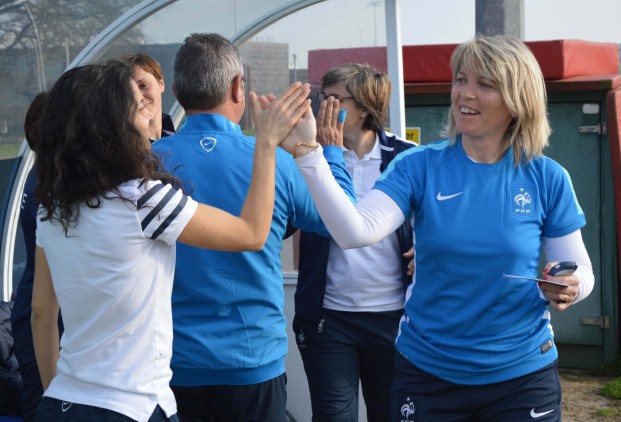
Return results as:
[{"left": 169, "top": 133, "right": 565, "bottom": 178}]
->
[
  {"left": 259, "top": 0, "right": 621, "bottom": 68},
  {"left": 401, "top": 0, "right": 621, "bottom": 44},
  {"left": 141, "top": 0, "right": 621, "bottom": 69}
]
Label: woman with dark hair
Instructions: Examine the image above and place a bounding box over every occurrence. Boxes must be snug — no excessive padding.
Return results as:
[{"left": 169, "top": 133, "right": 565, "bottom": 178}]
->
[{"left": 31, "top": 60, "right": 310, "bottom": 422}]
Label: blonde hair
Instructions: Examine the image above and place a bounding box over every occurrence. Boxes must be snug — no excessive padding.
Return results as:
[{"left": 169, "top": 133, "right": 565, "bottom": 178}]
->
[{"left": 445, "top": 35, "right": 551, "bottom": 165}]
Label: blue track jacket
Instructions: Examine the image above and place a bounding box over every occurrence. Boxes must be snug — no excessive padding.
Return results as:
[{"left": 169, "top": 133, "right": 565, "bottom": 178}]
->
[{"left": 153, "top": 113, "right": 354, "bottom": 386}]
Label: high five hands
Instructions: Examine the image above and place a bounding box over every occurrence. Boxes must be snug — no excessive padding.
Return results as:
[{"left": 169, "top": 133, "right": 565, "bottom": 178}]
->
[
  {"left": 251, "top": 87, "right": 348, "bottom": 158},
  {"left": 248, "top": 82, "right": 312, "bottom": 149}
]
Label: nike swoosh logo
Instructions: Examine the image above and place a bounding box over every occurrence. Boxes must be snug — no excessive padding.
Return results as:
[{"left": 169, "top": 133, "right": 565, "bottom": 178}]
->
[
  {"left": 530, "top": 408, "right": 555, "bottom": 418},
  {"left": 62, "top": 401, "right": 73, "bottom": 412},
  {"left": 436, "top": 191, "right": 463, "bottom": 201}
]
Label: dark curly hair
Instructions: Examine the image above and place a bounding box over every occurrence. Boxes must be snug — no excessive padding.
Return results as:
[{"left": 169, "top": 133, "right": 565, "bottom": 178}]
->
[
  {"left": 36, "top": 61, "right": 179, "bottom": 234},
  {"left": 24, "top": 91, "right": 48, "bottom": 152}
]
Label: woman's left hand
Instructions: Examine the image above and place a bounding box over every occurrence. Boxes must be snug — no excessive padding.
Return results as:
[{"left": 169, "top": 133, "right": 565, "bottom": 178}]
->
[
  {"left": 540, "top": 262, "right": 580, "bottom": 311},
  {"left": 316, "top": 97, "right": 344, "bottom": 147}
]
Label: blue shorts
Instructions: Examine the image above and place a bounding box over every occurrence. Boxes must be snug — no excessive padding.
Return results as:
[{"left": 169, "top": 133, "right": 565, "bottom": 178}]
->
[
  {"left": 391, "top": 353, "right": 561, "bottom": 422},
  {"left": 35, "top": 398, "right": 179, "bottom": 422}
]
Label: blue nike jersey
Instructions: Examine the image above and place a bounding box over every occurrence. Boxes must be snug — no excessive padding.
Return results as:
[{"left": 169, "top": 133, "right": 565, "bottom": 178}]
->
[{"left": 375, "top": 136, "right": 585, "bottom": 384}]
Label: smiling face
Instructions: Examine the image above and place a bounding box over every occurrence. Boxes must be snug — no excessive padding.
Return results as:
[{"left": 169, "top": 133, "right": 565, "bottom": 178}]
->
[
  {"left": 451, "top": 67, "right": 512, "bottom": 146},
  {"left": 132, "top": 65, "right": 164, "bottom": 121},
  {"left": 131, "top": 80, "right": 154, "bottom": 141}
]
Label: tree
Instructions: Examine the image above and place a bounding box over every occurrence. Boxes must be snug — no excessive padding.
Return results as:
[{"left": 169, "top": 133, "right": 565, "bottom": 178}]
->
[
  {"left": 0, "top": 0, "right": 144, "bottom": 147},
  {"left": 0, "top": 0, "right": 143, "bottom": 95},
  {"left": 0, "top": 0, "right": 143, "bottom": 51}
]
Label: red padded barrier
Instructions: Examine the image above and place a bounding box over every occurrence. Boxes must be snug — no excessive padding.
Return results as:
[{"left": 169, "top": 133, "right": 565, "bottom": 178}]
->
[
  {"left": 527, "top": 40, "right": 619, "bottom": 80},
  {"left": 308, "top": 40, "right": 619, "bottom": 85},
  {"left": 308, "top": 47, "right": 388, "bottom": 86},
  {"left": 402, "top": 44, "right": 456, "bottom": 83}
]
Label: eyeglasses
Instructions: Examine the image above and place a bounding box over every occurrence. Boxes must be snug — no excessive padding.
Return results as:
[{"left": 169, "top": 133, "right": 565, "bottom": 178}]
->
[{"left": 318, "top": 92, "right": 355, "bottom": 103}]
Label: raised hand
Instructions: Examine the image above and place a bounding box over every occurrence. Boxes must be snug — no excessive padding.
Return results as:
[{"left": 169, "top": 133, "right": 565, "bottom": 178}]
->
[
  {"left": 279, "top": 102, "right": 318, "bottom": 158},
  {"left": 316, "top": 96, "right": 345, "bottom": 147},
  {"left": 249, "top": 82, "right": 311, "bottom": 149}
]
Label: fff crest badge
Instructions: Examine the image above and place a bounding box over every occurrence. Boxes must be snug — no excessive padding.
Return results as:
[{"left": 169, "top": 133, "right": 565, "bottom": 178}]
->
[{"left": 511, "top": 185, "right": 534, "bottom": 217}]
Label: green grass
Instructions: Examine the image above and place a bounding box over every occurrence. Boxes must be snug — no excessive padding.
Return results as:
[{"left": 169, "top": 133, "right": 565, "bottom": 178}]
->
[
  {"left": 0, "top": 143, "right": 21, "bottom": 159},
  {"left": 603, "top": 377, "right": 621, "bottom": 400},
  {"left": 598, "top": 356, "right": 621, "bottom": 401},
  {"left": 585, "top": 356, "right": 621, "bottom": 403},
  {"left": 597, "top": 407, "right": 621, "bottom": 417}
]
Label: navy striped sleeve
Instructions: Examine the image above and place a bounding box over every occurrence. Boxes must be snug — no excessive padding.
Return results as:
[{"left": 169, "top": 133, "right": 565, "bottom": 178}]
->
[{"left": 137, "top": 181, "right": 198, "bottom": 244}]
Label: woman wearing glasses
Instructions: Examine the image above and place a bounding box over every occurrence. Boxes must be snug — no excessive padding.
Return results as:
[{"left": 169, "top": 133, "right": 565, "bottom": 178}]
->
[{"left": 294, "top": 63, "right": 416, "bottom": 421}]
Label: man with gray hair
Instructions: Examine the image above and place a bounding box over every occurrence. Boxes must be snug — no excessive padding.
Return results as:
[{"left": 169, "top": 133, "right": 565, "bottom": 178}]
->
[{"left": 153, "top": 33, "right": 353, "bottom": 421}]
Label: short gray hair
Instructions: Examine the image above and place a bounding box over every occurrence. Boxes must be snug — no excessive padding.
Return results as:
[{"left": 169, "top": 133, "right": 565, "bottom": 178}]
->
[{"left": 173, "top": 33, "right": 244, "bottom": 110}]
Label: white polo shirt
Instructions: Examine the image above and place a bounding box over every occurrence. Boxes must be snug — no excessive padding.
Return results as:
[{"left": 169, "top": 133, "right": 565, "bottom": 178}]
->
[
  {"left": 324, "top": 136, "right": 405, "bottom": 312},
  {"left": 36, "top": 179, "right": 197, "bottom": 421}
]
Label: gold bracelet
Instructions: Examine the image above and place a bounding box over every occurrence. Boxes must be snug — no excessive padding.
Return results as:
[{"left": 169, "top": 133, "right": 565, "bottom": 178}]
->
[{"left": 293, "top": 141, "right": 319, "bottom": 159}]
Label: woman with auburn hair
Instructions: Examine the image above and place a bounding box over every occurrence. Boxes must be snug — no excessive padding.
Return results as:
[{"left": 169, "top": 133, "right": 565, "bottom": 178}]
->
[
  {"left": 121, "top": 52, "right": 176, "bottom": 140},
  {"left": 31, "top": 60, "right": 310, "bottom": 421},
  {"left": 283, "top": 35, "right": 594, "bottom": 421}
]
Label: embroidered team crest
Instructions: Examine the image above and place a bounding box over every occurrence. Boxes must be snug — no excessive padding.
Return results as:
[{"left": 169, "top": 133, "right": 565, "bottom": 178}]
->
[
  {"left": 511, "top": 185, "right": 535, "bottom": 217},
  {"left": 400, "top": 397, "right": 415, "bottom": 420},
  {"left": 296, "top": 329, "right": 306, "bottom": 348},
  {"left": 200, "top": 136, "right": 217, "bottom": 152}
]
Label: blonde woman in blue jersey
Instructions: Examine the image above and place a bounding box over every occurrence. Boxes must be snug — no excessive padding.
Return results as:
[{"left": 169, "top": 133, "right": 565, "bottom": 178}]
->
[{"left": 281, "top": 35, "right": 594, "bottom": 422}]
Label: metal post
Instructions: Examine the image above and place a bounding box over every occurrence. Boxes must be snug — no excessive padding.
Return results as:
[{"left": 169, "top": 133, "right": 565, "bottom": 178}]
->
[
  {"left": 385, "top": 0, "right": 405, "bottom": 139},
  {"left": 475, "top": 0, "right": 524, "bottom": 38},
  {"left": 19, "top": 0, "right": 46, "bottom": 91}
]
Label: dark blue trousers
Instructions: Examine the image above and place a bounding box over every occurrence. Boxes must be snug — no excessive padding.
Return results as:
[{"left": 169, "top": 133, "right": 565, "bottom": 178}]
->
[
  {"left": 171, "top": 372, "right": 287, "bottom": 422},
  {"left": 36, "top": 398, "right": 177, "bottom": 422},
  {"left": 293, "top": 308, "right": 403, "bottom": 422},
  {"left": 391, "top": 354, "right": 562, "bottom": 422},
  {"left": 11, "top": 319, "right": 42, "bottom": 422}
]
